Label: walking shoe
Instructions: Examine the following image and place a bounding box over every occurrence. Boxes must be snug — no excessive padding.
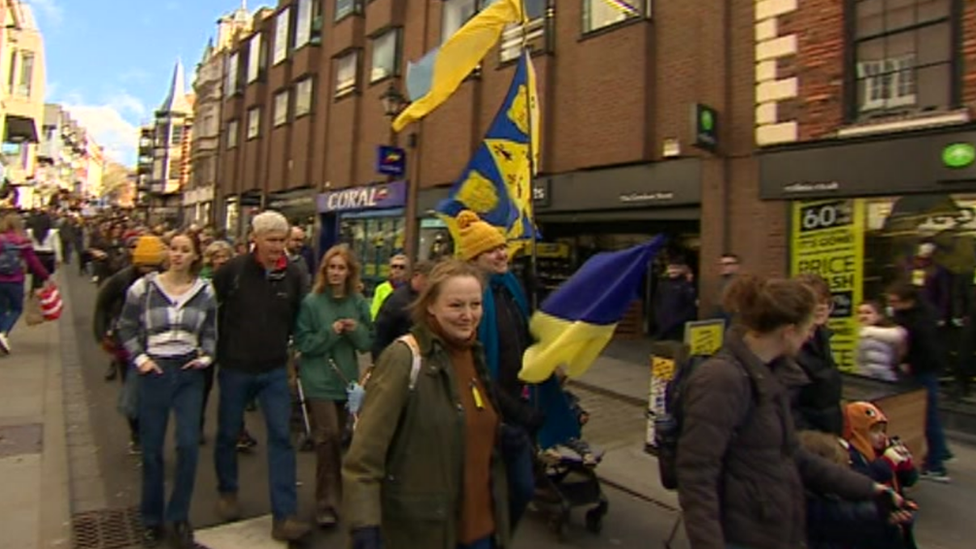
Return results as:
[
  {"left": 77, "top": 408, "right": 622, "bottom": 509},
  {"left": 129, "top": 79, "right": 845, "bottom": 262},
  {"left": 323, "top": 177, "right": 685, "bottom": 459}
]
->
[
  {"left": 104, "top": 362, "right": 117, "bottom": 381},
  {"left": 943, "top": 451, "right": 957, "bottom": 464},
  {"left": 216, "top": 493, "right": 241, "bottom": 522},
  {"left": 128, "top": 440, "right": 142, "bottom": 455},
  {"left": 271, "top": 517, "right": 312, "bottom": 542},
  {"left": 236, "top": 430, "right": 258, "bottom": 452},
  {"left": 0, "top": 332, "right": 10, "bottom": 355},
  {"left": 921, "top": 469, "right": 952, "bottom": 483},
  {"left": 141, "top": 525, "right": 164, "bottom": 548},
  {"left": 171, "top": 521, "right": 195, "bottom": 549},
  {"left": 315, "top": 508, "right": 339, "bottom": 528}
]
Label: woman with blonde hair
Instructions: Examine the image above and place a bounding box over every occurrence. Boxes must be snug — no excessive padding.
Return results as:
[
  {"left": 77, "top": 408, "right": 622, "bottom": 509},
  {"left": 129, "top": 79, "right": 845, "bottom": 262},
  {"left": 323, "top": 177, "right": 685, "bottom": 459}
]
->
[
  {"left": 0, "top": 212, "right": 52, "bottom": 354},
  {"left": 200, "top": 240, "right": 234, "bottom": 280},
  {"left": 294, "top": 244, "right": 372, "bottom": 527},
  {"left": 343, "top": 259, "right": 513, "bottom": 549}
]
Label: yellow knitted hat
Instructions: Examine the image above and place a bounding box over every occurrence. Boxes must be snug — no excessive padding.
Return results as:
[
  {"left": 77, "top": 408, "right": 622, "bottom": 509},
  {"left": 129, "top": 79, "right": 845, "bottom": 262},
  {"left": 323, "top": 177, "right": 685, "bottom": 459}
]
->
[
  {"left": 457, "top": 210, "right": 506, "bottom": 261},
  {"left": 131, "top": 236, "right": 167, "bottom": 267}
]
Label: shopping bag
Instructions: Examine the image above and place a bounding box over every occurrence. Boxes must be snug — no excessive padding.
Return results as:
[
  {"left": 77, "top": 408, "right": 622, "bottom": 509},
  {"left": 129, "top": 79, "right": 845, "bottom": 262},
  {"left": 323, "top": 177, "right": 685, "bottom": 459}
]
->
[
  {"left": 25, "top": 294, "right": 44, "bottom": 326},
  {"left": 38, "top": 286, "right": 63, "bottom": 321}
]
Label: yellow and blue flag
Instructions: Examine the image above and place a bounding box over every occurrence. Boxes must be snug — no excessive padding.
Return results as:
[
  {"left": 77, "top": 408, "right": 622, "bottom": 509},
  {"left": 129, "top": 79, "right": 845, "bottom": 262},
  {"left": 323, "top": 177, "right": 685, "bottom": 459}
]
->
[
  {"left": 520, "top": 236, "right": 667, "bottom": 383},
  {"left": 393, "top": 0, "right": 524, "bottom": 132},
  {"left": 436, "top": 50, "right": 541, "bottom": 252}
]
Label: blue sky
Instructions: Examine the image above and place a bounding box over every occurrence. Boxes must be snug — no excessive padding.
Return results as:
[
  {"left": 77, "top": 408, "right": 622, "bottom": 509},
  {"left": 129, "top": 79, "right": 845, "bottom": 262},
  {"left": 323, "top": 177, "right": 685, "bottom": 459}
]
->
[{"left": 30, "top": 0, "right": 244, "bottom": 165}]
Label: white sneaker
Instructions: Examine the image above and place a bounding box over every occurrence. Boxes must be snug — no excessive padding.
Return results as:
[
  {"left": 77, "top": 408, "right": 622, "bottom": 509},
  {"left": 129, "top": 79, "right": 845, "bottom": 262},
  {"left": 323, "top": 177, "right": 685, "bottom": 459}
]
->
[{"left": 0, "top": 332, "right": 10, "bottom": 354}]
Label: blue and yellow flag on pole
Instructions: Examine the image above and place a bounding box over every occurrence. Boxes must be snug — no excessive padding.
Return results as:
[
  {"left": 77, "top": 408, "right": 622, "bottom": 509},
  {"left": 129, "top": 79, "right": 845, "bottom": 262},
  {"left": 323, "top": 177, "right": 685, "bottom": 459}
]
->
[
  {"left": 520, "top": 236, "right": 667, "bottom": 383},
  {"left": 436, "top": 50, "right": 540, "bottom": 253},
  {"left": 392, "top": 0, "right": 524, "bottom": 132}
]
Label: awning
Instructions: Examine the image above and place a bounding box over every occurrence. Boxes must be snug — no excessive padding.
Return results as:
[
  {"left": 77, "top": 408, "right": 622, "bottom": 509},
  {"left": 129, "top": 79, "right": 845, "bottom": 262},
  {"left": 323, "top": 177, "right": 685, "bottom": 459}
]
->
[{"left": 4, "top": 114, "right": 39, "bottom": 144}]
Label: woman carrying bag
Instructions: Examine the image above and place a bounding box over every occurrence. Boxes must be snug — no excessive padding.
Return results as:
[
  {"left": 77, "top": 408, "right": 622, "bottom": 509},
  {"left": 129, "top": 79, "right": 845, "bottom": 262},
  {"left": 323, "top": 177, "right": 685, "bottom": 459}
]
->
[
  {"left": 343, "top": 259, "right": 514, "bottom": 549},
  {"left": 294, "top": 244, "right": 372, "bottom": 528},
  {"left": 0, "top": 212, "right": 51, "bottom": 355}
]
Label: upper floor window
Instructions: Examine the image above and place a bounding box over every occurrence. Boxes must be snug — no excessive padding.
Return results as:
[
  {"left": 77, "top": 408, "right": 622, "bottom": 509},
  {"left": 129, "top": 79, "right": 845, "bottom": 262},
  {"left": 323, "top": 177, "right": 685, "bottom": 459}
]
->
[
  {"left": 226, "top": 53, "right": 240, "bottom": 94},
  {"left": 295, "top": 0, "right": 314, "bottom": 49},
  {"left": 17, "top": 52, "right": 34, "bottom": 96},
  {"left": 152, "top": 159, "right": 163, "bottom": 181},
  {"left": 853, "top": 0, "right": 952, "bottom": 116},
  {"left": 247, "top": 108, "right": 261, "bottom": 139},
  {"left": 370, "top": 29, "right": 400, "bottom": 83},
  {"left": 171, "top": 125, "right": 185, "bottom": 146},
  {"left": 247, "top": 33, "right": 263, "bottom": 83},
  {"left": 168, "top": 158, "right": 182, "bottom": 180},
  {"left": 336, "top": 0, "right": 362, "bottom": 21},
  {"left": 6, "top": 49, "right": 16, "bottom": 94},
  {"left": 274, "top": 8, "right": 291, "bottom": 65},
  {"left": 335, "top": 51, "right": 359, "bottom": 96},
  {"left": 442, "top": 0, "right": 478, "bottom": 43},
  {"left": 501, "top": 0, "right": 547, "bottom": 62},
  {"left": 227, "top": 120, "right": 239, "bottom": 149},
  {"left": 295, "top": 78, "right": 315, "bottom": 116},
  {"left": 274, "top": 90, "right": 290, "bottom": 126},
  {"left": 583, "top": 0, "right": 647, "bottom": 33}
]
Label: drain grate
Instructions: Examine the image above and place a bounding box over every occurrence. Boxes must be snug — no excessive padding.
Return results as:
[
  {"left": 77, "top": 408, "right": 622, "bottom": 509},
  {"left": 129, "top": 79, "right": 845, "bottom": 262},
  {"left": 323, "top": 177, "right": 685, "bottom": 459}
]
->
[{"left": 71, "top": 507, "right": 141, "bottom": 549}]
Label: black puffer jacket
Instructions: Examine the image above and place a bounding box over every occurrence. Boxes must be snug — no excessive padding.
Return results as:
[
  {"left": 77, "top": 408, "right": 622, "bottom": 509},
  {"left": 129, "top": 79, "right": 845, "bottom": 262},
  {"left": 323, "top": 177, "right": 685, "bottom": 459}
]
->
[{"left": 794, "top": 326, "right": 844, "bottom": 435}]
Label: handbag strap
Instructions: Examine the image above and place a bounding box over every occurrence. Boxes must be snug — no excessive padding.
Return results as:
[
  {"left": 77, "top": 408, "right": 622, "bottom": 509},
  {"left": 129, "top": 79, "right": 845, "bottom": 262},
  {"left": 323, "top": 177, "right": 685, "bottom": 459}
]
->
[{"left": 328, "top": 357, "right": 353, "bottom": 386}]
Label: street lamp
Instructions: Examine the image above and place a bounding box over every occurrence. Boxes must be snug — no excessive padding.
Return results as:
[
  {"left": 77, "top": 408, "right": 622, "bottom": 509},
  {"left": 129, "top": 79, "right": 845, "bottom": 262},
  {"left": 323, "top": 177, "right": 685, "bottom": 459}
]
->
[{"left": 380, "top": 82, "right": 407, "bottom": 118}]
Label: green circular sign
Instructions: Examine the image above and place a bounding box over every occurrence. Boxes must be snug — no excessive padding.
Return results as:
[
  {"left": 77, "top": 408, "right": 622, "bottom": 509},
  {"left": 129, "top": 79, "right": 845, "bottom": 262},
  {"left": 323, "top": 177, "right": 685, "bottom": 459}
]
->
[
  {"left": 942, "top": 143, "right": 976, "bottom": 169},
  {"left": 700, "top": 109, "right": 714, "bottom": 132}
]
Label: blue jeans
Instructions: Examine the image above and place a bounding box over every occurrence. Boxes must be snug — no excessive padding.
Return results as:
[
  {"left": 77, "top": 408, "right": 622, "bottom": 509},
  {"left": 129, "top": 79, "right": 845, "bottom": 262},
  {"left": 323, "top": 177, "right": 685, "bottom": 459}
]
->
[
  {"left": 0, "top": 280, "right": 25, "bottom": 334},
  {"left": 138, "top": 355, "right": 206, "bottom": 526},
  {"left": 458, "top": 536, "right": 494, "bottom": 549},
  {"left": 916, "top": 372, "right": 949, "bottom": 472},
  {"left": 215, "top": 367, "right": 297, "bottom": 520},
  {"left": 503, "top": 426, "right": 535, "bottom": 530}
]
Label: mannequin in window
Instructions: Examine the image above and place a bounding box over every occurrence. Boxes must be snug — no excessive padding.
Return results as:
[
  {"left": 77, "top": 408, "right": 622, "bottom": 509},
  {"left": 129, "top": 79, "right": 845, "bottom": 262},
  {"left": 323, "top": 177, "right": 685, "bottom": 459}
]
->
[{"left": 906, "top": 241, "right": 952, "bottom": 326}]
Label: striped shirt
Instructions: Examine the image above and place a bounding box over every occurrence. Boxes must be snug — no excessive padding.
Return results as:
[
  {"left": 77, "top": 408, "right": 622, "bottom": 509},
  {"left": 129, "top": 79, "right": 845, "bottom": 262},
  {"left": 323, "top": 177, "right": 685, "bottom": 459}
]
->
[{"left": 116, "top": 272, "right": 218, "bottom": 367}]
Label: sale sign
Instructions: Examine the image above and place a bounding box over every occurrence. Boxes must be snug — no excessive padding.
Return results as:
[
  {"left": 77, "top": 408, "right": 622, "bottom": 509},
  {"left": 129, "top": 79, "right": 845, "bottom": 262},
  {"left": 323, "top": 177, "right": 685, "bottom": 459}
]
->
[{"left": 790, "top": 199, "right": 866, "bottom": 372}]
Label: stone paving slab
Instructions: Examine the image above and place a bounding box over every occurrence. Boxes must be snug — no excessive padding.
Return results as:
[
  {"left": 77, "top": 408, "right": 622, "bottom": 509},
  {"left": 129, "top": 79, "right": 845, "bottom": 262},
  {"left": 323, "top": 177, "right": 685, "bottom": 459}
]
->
[
  {"left": 194, "top": 515, "right": 287, "bottom": 549},
  {"left": 0, "top": 453, "right": 42, "bottom": 549}
]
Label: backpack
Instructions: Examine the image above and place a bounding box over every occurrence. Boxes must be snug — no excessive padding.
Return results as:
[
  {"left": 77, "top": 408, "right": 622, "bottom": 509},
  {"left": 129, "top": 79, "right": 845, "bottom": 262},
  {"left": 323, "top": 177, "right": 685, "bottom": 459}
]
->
[
  {"left": 0, "top": 239, "right": 22, "bottom": 276},
  {"left": 349, "top": 334, "right": 423, "bottom": 432},
  {"left": 655, "top": 350, "right": 758, "bottom": 491}
]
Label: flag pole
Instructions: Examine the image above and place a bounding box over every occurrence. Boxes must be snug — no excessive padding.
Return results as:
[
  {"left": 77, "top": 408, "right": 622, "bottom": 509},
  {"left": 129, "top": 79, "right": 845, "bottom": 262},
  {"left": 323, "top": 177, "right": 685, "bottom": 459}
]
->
[{"left": 519, "top": 0, "right": 541, "bottom": 309}]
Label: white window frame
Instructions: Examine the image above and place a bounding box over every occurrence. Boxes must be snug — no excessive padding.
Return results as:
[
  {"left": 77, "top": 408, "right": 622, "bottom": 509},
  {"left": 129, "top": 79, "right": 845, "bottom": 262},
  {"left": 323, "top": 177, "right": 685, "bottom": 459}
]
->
[
  {"left": 582, "top": 0, "right": 650, "bottom": 34},
  {"left": 17, "top": 51, "right": 34, "bottom": 96},
  {"left": 295, "top": 0, "right": 313, "bottom": 49},
  {"left": 441, "top": 0, "right": 479, "bottom": 44},
  {"left": 370, "top": 29, "right": 400, "bottom": 83},
  {"left": 247, "top": 108, "right": 261, "bottom": 139},
  {"left": 247, "top": 33, "right": 263, "bottom": 83},
  {"left": 857, "top": 55, "right": 917, "bottom": 112},
  {"left": 335, "top": 51, "right": 359, "bottom": 96},
  {"left": 273, "top": 8, "right": 291, "bottom": 65},
  {"left": 226, "top": 53, "right": 240, "bottom": 94},
  {"left": 227, "top": 120, "right": 239, "bottom": 148},
  {"left": 274, "top": 90, "right": 290, "bottom": 126},
  {"left": 500, "top": 16, "right": 545, "bottom": 63},
  {"left": 295, "top": 78, "right": 314, "bottom": 116}
]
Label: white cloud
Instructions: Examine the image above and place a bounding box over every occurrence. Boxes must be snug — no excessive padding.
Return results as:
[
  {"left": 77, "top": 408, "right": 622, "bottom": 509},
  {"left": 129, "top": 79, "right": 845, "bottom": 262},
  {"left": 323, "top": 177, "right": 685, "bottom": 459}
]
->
[
  {"left": 61, "top": 102, "right": 139, "bottom": 166},
  {"left": 119, "top": 68, "right": 151, "bottom": 84},
  {"left": 106, "top": 91, "right": 147, "bottom": 118},
  {"left": 29, "top": 0, "right": 64, "bottom": 27}
]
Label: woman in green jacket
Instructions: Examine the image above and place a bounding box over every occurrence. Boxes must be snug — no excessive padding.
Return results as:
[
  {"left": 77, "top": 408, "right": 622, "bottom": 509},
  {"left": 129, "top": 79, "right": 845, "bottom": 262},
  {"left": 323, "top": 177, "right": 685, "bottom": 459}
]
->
[
  {"left": 343, "top": 259, "right": 512, "bottom": 549},
  {"left": 294, "top": 244, "right": 373, "bottom": 527}
]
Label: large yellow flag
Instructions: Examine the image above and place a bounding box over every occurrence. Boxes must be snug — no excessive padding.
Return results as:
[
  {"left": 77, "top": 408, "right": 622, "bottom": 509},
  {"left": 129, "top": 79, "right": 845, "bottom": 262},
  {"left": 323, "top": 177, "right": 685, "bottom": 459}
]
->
[{"left": 392, "top": 0, "right": 524, "bottom": 132}]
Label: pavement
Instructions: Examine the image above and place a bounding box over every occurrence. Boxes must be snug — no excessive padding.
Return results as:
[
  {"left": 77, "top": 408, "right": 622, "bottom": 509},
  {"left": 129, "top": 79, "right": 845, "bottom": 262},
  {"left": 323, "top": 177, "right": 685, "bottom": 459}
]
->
[{"left": 3, "top": 269, "right": 976, "bottom": 548}]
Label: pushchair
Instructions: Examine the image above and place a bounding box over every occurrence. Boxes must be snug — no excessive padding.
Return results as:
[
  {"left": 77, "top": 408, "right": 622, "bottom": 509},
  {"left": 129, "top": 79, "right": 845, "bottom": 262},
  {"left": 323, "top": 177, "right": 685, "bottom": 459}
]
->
[{"left": 531, "top": 389, "right": 609, "bottom": 541}]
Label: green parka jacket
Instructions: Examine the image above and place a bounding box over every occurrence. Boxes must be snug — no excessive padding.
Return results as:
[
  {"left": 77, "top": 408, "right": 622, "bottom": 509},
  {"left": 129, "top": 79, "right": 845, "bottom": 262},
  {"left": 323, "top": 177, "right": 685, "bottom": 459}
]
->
[{"left": 342, "top": 324, "right": 512, "bottom": 549}]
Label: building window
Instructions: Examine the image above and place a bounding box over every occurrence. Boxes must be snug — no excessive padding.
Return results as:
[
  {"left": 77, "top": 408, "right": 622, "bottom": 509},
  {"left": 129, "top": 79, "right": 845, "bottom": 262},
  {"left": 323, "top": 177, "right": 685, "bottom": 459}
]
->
[
  {"left": 17, "top": 52, "right": 34, "bottom": 96},
  {"left": 370, "top": 29, "right": 400, "bottom": 83},
  {"left": 171, "top": 125, "right": 185, "bottom": 145},
  {"left": 295, "top": 78, "right": 314, "bottom": 116},
  {"left": 6, "top": 48, "right": 16, "bottom": 94},
  {"left": 335, "top": 51, "right": 358, "bottom": 96},
  {"left": 501, "top": 0, "right": 547, "bottom": 62},
  {"left": 247, "top": 108, "right": 261, "bottom": 139},
  {"left": 442, "top": 0, "right": 479, "bottom": 43},
  {"left": 227, "top": 120, "right": 239, "bottom": 148},
  {"left": 226, "top": 53, "right": 240, "bottom": 94},
  {"left": 335, "top": 0, "right": 362, "bottom": 21},
  {"left": 582, "top": 0, "right": 646, "bottom": 33},
  {"left": 168, "top": 158, "right": 181, "bottom": 180},
  {"left": 295, "top": 0, "right": 313, "bottom": 49},
  {"left": 247, "top": 33, "right": 263, "bottom": 83},
  {"left": 274, "top": 90, "right": 290, "bottom": 126},
  {"left": 853, "top": 0, "right": 952, "bottom": 116},
  {"left": 273, "top": 7, "right": 291, "bottom": 65},
  {"left": 152, "top": 159, "right": 163, "bottom": 181}
]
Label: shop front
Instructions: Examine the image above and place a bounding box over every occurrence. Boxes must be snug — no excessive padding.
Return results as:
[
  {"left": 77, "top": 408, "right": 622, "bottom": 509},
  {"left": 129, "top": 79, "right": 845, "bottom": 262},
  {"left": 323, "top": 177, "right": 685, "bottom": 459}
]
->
[
  {"left": 317, "top": 180, "right": 407, "bottom": 297},
  {"left": 182, "top": 185, "right": 214, "bottom": 227},
  {"left": 223, "top": 191, "right": 263, "bottom": 241},
  {"left": 268, "top": 187, "right": 318, "bottom": 243}
]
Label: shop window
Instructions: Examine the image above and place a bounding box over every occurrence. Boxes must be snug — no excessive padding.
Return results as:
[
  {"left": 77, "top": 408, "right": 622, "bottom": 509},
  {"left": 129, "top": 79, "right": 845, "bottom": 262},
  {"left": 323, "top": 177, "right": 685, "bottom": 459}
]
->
[
  {"left": 442, "top": 0, "right": 479, "bottom": 43},
  {"left": 295, "top": 78, "right": 314, "bottom": 116},
  {"left": 273, "top": 7, "right": 291, "bottom": 65},
  {"left": 500, "top": 0, "right": 546, "bottom": 62},
  {"left": 227, "top": 120, "right": 239, "bottom": 149},
  {"left": 247, "top": 33, "right": 263, "bottom": 83},
  {"left": 852, "top": 0, "right": 952, "bottom": 117},
  {"left": 226, "top": 52, "right": 240, "bottom": 94},
  {"left": 335, "top": 51, "right": 359, "bottom": 97},
  {"left": 335, "top": 0, "right": 362, "bottom": 21},
  {"left": 274, "top": 90, "right": 290, "bottom": 126},
  {"left": 370, "top": 29, "right": 400, "bottom": 83},
  {"left": 247, "top": 108, "right": 261, "bottom": 139},
  {"left": 582, "top": 0, "right": 648, "bottom": 34},
  {"left": 295, "top": 0, "right": 314, "bottom": 49}
]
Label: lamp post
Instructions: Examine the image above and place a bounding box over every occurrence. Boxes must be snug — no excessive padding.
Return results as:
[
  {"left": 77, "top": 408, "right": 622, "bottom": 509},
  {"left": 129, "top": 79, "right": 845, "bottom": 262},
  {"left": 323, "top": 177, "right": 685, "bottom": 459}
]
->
[{"left": 378, "top": 82, "right": 420, "bottom": 258}]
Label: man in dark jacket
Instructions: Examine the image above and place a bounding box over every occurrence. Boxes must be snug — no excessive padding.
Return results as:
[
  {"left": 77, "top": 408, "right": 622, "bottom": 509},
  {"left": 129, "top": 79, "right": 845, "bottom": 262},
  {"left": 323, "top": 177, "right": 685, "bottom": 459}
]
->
[
  {"left": 653, "top": 258, "right": 698, "bottom": 341},
  {"left": 370, "top": 260, "right": 433, "bottom": 360},
  {"left": 793, "top": 274, "right": 844, "bottom": 436},
  {"left": 212, "top": 211, "right": 311, "bottom": 542}
]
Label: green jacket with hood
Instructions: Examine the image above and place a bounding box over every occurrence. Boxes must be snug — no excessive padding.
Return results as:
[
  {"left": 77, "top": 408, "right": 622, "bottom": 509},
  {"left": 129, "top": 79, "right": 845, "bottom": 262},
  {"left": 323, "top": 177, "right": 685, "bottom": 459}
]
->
[{"left": 294, "top": 290, "right": 373, "bottom": 401}]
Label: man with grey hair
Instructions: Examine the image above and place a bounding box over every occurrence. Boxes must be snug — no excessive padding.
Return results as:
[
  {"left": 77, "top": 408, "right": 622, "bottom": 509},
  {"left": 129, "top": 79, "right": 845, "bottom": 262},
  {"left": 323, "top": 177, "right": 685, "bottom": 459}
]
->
[{"left": 211, "top": 210, "right": 311, "bottom": 542}]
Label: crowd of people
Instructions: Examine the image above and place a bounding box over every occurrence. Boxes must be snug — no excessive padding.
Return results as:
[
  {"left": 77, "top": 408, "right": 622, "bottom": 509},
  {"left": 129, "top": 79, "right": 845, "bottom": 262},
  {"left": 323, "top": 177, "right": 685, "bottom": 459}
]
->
[{"left": 0, "top": 203, "right": 959, "bottom": 549}]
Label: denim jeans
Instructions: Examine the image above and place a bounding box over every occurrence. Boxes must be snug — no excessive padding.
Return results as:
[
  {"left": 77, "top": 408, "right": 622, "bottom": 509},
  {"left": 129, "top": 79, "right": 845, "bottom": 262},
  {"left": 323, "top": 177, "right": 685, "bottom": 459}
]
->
[
  {"left": 916, "top": 372, "right": 950, "bottom": 472},
  {"left": 458, "top": 536, "right": 494, "bottom": 549},
  {"left": 138, "top": 354, "right": 206, "bottom": 526},
  {"left": 0, "top": 280, "right": 25, "bottom": 334},
  {"left": 504, "top": 426, "right": 535, "bottom": 531},
  {"left": 215, "top": 367, "right": 297, "bottom": 520}
]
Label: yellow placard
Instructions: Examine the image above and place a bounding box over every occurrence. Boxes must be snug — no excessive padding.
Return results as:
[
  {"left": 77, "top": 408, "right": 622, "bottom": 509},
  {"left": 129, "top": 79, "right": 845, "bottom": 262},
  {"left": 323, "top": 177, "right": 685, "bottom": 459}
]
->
[
  {"left": 651, "top": 356, "right": 676, "bottom": 381},
  {"left": 912, "top": 269, "right": 926, "bottom": 287},
  {"left": 684, "top": 320, "right": 725, "bottom": 356}
]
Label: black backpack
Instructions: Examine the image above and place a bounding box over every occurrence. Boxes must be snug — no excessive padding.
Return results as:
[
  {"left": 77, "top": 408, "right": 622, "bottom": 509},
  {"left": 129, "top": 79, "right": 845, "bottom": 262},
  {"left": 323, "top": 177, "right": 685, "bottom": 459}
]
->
[{"left": 655, "top": 350, "right": 758, "bottom": 491}]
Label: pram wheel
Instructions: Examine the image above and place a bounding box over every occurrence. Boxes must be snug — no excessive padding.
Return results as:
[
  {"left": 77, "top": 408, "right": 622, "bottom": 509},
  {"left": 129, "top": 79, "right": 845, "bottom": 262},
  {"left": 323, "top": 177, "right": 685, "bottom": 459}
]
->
[{"left": 585, "top": 498, "right": 608, "bottom": 534}]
